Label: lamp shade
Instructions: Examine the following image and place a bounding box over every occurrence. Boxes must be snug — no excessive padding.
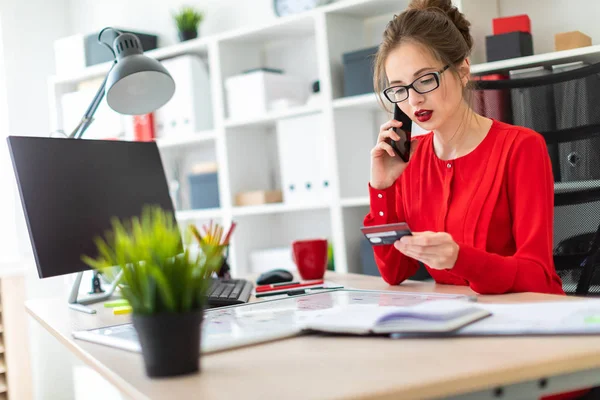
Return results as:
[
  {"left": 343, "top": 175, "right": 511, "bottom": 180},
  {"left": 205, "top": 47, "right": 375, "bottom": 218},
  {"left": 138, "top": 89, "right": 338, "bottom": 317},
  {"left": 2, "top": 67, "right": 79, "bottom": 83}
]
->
[{"left": 105, "top": 33, "right": 175, "bottom": 115}]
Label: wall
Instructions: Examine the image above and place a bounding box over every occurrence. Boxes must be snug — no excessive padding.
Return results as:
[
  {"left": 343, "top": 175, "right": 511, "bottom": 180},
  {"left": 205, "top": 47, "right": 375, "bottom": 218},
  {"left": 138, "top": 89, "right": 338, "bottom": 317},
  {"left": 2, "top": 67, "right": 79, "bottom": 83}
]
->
[
  {"left": 68, "top": 0, "right": 279, "bottom": 47},
  {"left": 0, "top": 0, "right": 76, "bottom": 398},
  {"left": 0, "top": 9, "right": 18, "bottom": 264},
  {"left": 499, "top": 0, "right": 599, "bottom": 54}
]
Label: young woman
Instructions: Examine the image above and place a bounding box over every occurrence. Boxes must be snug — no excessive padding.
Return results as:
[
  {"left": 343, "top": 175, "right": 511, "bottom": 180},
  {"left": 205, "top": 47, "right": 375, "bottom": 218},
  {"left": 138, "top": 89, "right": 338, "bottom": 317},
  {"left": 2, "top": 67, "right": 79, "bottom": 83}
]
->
[
  {"left": 364, "top": 0, "right": 565, "bottom": 296},
  {"left": 363, "top": 3, "right": 600, "bottom": 397}
]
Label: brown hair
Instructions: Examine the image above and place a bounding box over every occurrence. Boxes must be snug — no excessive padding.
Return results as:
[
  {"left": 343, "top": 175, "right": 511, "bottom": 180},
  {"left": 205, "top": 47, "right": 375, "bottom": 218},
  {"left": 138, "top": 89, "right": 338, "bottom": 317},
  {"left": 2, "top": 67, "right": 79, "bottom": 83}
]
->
[{"left": 374, "top": 0, "right": 473, "bottom": 108}]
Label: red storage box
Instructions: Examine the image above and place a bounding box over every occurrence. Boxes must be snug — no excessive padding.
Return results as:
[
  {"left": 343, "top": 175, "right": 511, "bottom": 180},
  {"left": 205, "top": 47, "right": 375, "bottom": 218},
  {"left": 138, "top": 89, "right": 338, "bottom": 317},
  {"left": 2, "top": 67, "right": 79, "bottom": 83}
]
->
[{"left": 493, "top": 14, "right": 531, "bottom": 35}]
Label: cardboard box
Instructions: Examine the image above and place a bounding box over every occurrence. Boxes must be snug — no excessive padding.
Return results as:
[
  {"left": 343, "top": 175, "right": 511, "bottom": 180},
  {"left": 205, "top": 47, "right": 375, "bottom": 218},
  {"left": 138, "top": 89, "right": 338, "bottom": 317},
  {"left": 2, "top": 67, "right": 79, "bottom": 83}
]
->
[
  {"left": 235, "top": 190, "right": 283, "bottom": 206},
  {"left": 492, "top": 15, "right": 531, "bottom": 35},
  {"left": 555, "top": 31, "right": 592, "bottom": 51}
]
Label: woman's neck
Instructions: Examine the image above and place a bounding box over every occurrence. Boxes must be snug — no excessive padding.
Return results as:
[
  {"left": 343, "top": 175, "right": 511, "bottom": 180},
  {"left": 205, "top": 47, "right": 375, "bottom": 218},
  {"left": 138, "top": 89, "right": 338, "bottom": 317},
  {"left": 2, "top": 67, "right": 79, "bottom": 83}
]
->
[{"left": 432, "top": 102, "right": 493, "bottom": 161}]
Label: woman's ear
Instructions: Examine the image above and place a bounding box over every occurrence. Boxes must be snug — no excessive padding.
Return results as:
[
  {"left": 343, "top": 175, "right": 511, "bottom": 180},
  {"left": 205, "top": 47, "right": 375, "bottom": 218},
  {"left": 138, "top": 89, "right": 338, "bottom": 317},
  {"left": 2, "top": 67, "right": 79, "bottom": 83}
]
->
[{"left": 459, "top": 58, "right": 471, "bottom": 87}]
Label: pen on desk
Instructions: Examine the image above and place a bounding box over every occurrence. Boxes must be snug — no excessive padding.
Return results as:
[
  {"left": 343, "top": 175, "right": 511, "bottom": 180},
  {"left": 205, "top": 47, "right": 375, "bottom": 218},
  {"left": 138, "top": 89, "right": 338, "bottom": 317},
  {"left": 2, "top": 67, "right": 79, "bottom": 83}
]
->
[
  {"left": 255, "top": 286, "right": 343, "bottom": 298},
  {"left": 255, "top": 280, "right": 325, "bottom": 293},
  {"left": 271, "top": 281, "right": 300, "bottom": 287}
]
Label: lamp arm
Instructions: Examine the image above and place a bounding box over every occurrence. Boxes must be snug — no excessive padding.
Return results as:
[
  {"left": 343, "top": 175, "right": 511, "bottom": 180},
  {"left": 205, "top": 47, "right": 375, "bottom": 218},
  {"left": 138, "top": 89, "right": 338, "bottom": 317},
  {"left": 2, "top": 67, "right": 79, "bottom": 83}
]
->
[{"left": 68, "top": 62, "right": 116, "bottom": 139}]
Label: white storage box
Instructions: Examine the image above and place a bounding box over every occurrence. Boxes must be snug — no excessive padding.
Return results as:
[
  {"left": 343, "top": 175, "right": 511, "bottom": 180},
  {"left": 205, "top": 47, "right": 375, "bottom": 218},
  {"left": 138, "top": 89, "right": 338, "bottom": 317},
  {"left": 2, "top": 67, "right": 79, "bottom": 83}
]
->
[
  {"left": 249, "top": 247, "right": 296, "bottom": 274},
  {"left": 225, "top": 70, "right": 308, "bottom": 120},
  {"left": 276, "top": 113, "right": 333, "bottom": 204},
  {"left": 154, "top": 55, "right": 213, "bottom": 139},
  {"left": 54, "top": 34, "right": 87, "bottom": 76}
]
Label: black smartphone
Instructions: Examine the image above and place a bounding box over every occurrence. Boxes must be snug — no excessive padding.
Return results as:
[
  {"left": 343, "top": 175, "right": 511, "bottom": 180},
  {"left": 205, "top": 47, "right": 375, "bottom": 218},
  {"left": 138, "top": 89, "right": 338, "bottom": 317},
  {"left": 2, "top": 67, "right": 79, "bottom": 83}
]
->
[{"left": 385, "top": 105, "right": 412, "bottom": 162}]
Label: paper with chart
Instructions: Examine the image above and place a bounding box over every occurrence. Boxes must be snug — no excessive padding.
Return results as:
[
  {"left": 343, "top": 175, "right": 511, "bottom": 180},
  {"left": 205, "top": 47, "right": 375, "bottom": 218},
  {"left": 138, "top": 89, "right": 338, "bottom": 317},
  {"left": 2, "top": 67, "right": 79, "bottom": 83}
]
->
[
  {"left": 457, "top": 300, "right": 600, "bottom": 336},
  {"left": 72, "top": 289, "right": 474, "bottom": 354}
]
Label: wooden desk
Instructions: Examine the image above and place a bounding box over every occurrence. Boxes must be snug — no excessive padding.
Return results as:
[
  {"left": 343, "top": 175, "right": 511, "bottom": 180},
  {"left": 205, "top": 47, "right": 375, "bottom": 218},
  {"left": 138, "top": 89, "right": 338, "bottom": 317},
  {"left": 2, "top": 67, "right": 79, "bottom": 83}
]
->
[{"left": 26, "top": 272, "right": 600, "bottom": 400}]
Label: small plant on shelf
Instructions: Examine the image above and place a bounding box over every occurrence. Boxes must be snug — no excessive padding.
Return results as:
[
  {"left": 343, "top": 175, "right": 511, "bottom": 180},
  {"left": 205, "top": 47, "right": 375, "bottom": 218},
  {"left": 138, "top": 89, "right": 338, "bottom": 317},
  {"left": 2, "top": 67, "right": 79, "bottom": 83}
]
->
[{"left": 173, "top": 6, "right": 204, "bottom": 42}]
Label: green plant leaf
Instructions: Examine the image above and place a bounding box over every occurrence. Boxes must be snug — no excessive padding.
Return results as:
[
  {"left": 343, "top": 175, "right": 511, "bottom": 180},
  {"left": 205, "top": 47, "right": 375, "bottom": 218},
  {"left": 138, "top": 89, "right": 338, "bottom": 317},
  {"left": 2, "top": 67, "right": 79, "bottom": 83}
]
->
[
  {"left": 82, "top": 206, "right": 223, "bottom": 315},
  {"left": 173, "top": 6, "right": 204, "bottom": 32}
]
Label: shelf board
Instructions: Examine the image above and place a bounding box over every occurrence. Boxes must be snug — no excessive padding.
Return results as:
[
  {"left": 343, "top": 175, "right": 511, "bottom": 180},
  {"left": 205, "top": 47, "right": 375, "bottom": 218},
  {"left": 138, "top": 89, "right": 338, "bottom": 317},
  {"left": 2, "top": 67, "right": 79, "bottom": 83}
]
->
[
  {"left": 176, "top": 208, "right": 223, "bottom": 221},
  {"left": 341, "top": 196, "right": 370, "bottom": 207},
  {"left": 232, "top": 202, "right": 330, "bottom": 217},
  {"left": 156, "top": 131, "right": 217, "bottom": 149},
  {"left": 471, "top": 44, "right": 600, "bottom": 75},
  {"left": 224, "top": 104, "right": 322, "bottom": 129},
  {"left": 218, "top": 13, "right": 315, "bottom": 44},
  {"left": 51, "top": 37, "right": 210, "bottom": 86},
  {"left": 332, "top": 93, "right": 381, "bottom": 111},
  {"left": 324, "top": 0, "right": 410, "bottom": 17}
]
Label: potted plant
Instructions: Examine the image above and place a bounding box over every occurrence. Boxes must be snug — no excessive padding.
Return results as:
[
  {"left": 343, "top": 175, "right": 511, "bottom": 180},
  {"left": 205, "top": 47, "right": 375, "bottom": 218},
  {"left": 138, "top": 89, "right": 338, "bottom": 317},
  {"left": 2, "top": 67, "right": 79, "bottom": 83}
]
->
[
  {"left": 173, "top": 6, "right": 204, "bottom": 42},
  {"left": 82, "top": 206, "right": 231, "bottom": 377}
]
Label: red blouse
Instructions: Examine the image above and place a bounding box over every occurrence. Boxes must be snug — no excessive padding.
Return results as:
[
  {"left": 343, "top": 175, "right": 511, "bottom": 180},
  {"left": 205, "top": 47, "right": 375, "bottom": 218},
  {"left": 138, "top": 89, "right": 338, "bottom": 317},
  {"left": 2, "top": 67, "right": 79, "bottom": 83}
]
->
[{"left": 363, "top": 119, "right": 564, "bottom": 295}]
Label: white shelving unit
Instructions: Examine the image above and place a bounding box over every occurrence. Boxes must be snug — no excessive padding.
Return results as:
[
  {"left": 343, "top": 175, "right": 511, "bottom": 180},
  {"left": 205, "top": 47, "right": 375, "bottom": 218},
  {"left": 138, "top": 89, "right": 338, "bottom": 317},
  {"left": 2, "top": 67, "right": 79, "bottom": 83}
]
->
[
  {"left": 155, "top": 130, "right": 216, "bottom": 150},
  {"left": 47, "top": 0, "right": 600, "bottom": 276}
]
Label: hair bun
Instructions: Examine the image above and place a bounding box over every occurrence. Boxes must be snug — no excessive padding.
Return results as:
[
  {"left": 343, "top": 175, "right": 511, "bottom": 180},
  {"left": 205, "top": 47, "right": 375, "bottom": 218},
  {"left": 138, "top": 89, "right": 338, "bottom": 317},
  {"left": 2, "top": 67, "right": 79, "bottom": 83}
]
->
[{"left": 408, "top": 0, "right": 473, "bottom": 52}]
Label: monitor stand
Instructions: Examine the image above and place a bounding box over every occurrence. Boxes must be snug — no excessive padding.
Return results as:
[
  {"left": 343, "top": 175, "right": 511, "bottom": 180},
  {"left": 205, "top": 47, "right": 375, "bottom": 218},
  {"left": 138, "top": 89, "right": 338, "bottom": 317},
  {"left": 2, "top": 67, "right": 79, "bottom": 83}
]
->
[{"left": 68, "top": 270, "right": 123, "bottom": 314}]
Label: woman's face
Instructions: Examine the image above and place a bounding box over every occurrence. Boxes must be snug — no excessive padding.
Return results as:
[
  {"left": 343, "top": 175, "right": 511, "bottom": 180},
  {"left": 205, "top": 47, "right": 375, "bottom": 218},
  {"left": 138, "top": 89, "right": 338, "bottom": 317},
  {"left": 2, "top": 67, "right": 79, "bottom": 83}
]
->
[{"left": 384, "top": 41, "right": 467, "bottom": 132}]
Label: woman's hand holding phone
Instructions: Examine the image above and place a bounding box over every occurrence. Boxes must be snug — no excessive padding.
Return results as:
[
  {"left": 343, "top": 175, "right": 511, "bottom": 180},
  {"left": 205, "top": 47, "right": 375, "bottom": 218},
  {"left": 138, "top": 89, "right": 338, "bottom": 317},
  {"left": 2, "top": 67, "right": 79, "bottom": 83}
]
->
[{"left": 370, "top": 119, "right": 410, "bottom": 190}]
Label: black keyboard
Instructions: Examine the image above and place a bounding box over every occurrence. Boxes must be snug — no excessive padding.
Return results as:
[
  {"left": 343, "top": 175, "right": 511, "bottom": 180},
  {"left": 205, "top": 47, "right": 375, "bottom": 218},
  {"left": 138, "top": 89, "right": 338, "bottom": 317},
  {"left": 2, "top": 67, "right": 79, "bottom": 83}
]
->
[{"left": 206, "top": 279, "right": 253, "bottom": 307}]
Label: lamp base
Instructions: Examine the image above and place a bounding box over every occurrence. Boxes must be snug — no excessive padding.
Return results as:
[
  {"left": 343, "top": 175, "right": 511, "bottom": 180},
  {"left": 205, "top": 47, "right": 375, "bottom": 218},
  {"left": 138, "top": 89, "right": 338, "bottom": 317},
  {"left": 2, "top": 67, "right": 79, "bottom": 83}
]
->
[{"left": 68, "top": 270, "right": 123, "bottom": 314}]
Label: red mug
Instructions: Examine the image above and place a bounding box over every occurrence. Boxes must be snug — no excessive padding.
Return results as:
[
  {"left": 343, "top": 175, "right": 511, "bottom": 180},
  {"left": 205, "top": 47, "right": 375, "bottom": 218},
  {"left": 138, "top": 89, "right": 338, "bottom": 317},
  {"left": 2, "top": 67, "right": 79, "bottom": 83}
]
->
[{"left": 292, "top": 239, "right": 328, "bottom": 280}]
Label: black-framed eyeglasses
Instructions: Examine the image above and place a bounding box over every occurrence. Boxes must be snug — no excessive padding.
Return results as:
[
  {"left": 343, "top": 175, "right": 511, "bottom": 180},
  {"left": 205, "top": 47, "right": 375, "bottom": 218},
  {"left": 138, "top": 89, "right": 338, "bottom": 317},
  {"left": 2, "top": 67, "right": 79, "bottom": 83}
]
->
[{"left": 383, "top": 65, "right": 450, "bottom": 103}]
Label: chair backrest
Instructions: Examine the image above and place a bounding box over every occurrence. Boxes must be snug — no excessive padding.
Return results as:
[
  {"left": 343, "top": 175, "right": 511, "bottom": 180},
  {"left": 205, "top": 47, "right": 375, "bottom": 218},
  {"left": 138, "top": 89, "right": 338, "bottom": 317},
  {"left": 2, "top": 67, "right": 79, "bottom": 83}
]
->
[{"left": 472, "top": 61, "right": 600, "bottom": 295}]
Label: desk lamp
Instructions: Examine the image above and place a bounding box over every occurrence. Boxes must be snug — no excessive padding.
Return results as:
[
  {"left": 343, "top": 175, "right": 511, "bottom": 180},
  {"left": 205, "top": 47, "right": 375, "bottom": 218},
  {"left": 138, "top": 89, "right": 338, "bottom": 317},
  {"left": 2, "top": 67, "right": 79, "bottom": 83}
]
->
[
  {"left": 68, "top": 27, "right": 175, "bottom": 139},
  {"left": 65, "top": 27, "right": 175, "bottom": 313}
]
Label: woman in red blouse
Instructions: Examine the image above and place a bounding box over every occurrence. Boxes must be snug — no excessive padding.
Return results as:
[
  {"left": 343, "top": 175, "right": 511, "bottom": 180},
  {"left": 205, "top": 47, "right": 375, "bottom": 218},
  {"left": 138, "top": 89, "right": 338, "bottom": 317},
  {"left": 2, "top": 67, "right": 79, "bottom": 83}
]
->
[
  {"left": 363, "top": 2, "right": 594, "bottom": 398},
  {"left": 364, "top": 0, "right": 565, "bottom": 296}
]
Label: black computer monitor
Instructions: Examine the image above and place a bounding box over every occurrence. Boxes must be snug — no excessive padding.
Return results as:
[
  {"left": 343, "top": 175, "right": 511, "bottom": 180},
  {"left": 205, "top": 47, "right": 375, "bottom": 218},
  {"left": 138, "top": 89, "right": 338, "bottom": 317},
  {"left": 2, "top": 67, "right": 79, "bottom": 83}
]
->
[{"left": 7, "top": 136, "right": 176, "bottom": 279}]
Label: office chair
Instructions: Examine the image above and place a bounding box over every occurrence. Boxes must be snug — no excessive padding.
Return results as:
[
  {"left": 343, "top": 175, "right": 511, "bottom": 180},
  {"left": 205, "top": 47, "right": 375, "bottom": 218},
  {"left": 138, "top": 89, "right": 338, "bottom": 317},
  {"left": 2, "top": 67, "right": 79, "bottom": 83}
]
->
[
  {"left": 473, "top": 61, "right": 600, "bottom": 295},
  {"left": 553, "top": 190, "right": 600, "bottom": 295}
]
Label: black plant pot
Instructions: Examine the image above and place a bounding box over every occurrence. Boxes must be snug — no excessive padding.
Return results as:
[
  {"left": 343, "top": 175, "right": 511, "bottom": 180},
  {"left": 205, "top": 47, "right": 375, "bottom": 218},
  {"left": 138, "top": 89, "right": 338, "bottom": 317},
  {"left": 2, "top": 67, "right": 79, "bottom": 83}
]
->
[
  {"left": 178, "top": 30, "right": 198, "bottom": 42},
  {"left": 132, "top": 310, "right": 203, "bottom": 377}
]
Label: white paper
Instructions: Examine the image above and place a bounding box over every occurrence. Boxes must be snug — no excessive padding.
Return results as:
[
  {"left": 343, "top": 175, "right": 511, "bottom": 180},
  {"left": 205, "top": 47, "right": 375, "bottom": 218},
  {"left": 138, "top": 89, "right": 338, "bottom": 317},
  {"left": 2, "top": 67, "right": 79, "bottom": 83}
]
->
[
  {"left": 73, "top": 290, "right": 475, "bottom": 353},
  {"left": 459, "top": 300, "right": 600, "bottom": 335}
]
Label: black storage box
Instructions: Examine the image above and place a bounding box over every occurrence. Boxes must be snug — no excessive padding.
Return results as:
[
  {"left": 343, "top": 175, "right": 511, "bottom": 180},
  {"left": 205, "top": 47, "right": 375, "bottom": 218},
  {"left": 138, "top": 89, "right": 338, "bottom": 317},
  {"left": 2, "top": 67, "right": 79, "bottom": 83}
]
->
[
  {"left": 552, "top": 61, "right": 600, "bottom": 182},
  {"left": 509, "top": 66, "right": 560, "bottom": 181},
  {"left": 84, "top": 30, "right": 158, "bottom": 67},
  {"left": 486, "top": 31, "right": 533, "bottom": 62},
  {"left": 342, "top": 46, "right": 379, "bottom": 97}
]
